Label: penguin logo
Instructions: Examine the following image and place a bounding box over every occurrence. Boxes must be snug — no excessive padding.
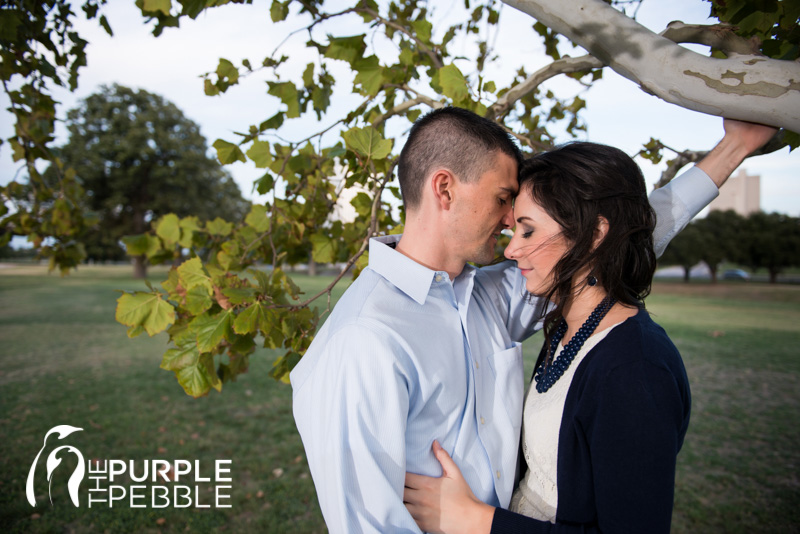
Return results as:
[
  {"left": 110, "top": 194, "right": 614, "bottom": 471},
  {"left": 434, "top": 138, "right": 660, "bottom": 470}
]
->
[{"left": 26, "top": 425, "right": 85, "bottom": 507}]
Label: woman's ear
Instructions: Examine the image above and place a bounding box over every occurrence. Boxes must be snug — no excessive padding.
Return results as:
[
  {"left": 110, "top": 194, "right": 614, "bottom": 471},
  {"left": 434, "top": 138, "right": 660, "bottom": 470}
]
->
[
  {"left": 430, "top": 169, "right": 456, "bottom": 210},
  {"left": 592, "top": 215, "right": 609, "bottom": 251}
]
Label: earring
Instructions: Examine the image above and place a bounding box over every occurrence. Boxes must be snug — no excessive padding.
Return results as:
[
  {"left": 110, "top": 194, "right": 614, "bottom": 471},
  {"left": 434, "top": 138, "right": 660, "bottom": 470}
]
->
[{"left": 587, "top": 275, "right": 598, "bottom": 287}]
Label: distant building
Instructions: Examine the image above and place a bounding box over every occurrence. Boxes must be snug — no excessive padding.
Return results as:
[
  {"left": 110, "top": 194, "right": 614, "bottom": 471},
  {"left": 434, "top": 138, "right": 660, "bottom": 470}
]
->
[{"left": 708, "top": 168, "right": 760, "bottom": 216}]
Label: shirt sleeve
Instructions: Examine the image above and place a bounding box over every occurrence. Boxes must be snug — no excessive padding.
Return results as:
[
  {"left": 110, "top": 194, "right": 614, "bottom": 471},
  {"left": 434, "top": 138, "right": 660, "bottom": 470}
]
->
[
  {"left": 292, "top": 323, "right": 421, "bottom": 534},
  {"left": 478, "top": 262, "right": 550, "bottom": 343},
  {"left": 650, "top": 166, "right": 719, "bottom": 258}
]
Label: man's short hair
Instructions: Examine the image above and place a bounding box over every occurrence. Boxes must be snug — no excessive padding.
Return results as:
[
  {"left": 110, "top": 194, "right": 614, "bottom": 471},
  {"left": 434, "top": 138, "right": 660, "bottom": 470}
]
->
[{"left": 397, "top": 107, "right": 522, "bottom": 210}]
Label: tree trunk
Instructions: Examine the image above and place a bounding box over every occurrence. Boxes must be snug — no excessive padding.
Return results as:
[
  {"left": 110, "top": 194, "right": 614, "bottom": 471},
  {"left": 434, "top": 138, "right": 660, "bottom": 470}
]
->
[
  {"left": 769, "top": 269, "right": 778, "bottom": 284},
  {"left": 134, "top": 256, "right": 147, "bottom": 279},
  {"left": 682, "top": 267, "right": 690, "bottom": 283},
  {"left": 132, "top": 205, "right": 147, "bottom": 279},
  {"left": 308, "top": 255, "right": 317, "bottom": 277},
  {"left": 710, "top": 266, "right": 718, "bottom": 284},
  {"left": 503, "top": 0, "right": 800, "bottom": 131}
]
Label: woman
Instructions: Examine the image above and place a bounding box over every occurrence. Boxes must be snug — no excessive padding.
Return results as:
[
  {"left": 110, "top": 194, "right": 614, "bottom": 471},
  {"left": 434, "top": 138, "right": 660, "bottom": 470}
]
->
[{"left": 404, "top": 142, "right": 691, "bottom": 533}]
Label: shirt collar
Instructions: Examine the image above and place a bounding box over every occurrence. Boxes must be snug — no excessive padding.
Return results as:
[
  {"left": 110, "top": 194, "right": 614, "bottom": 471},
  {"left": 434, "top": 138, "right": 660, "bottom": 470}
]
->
[{"left": 368, "top": 235, "right": 439, "bottom": 305}]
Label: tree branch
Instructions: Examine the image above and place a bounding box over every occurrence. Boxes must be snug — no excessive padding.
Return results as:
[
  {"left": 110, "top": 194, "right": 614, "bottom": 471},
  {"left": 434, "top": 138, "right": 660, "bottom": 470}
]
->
[
  {"left": 486, "top": 54, "right": 602, "bottom": 119},
  {"left": 356, "top": 7, "right": 444, "bottom": 69},
  {"left": 660, "top": 22, "right": 761, "bottom": 56},
  {"left": 503, "top": 0, "right": 800, "bottom": 131}
]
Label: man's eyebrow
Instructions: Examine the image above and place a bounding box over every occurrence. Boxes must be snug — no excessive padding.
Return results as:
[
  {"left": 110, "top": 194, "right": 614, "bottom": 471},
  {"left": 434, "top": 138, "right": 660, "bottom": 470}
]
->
[{"left": 499, "top": 186, "right": 517, "bottom": 195}]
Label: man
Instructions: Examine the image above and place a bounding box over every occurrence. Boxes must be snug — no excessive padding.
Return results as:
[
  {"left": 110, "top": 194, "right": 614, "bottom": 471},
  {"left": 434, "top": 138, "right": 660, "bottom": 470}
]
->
[{"left": 291, "top": 107, "right": 774, "bottom": 533}]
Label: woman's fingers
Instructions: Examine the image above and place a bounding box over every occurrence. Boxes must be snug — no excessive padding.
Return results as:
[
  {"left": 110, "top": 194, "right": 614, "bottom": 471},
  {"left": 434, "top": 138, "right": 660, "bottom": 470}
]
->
[{"left": 432, "top": 440, "right": 462, "bottom": 480}]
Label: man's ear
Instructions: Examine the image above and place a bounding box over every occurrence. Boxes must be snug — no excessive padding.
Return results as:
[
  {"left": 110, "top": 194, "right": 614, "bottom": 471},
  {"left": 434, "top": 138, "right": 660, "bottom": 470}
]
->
[
  {"left": 430, "top": 169, "right": 456, "bottom": 210},
  {"left": 592, "top": 216, "right": 609, "bottom": 251}
]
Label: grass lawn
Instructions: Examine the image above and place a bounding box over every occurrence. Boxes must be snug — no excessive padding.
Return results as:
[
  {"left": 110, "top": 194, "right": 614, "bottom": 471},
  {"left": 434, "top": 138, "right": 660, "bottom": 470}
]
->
[{"left": 1, "top": 265, "right": 798, "bottom": 533}]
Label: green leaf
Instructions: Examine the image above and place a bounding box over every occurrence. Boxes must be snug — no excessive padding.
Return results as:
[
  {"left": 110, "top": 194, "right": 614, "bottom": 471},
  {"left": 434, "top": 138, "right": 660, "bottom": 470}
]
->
[
  {"left": 246, "top": 140, "right": 272, "bottom": 168},
  {"left": 270, "top": 0, "right": 289, "bottom": 22},
  {"left": 142, "top": 0, "right": 171, "bottom": 15},
  {"left": 410, "top": 20, "right": 433, "bottom": 43},
  {"left": 302, "top": 63, "right": 315, "bottom": 87},
  {"left": 116, "top": 292, "right": 175, "bottom": 336},
  {"left": 350, "top": 192, "right": 373, "bottom": 217},
  {"left": 245, "top": 204, "right": 270, "bottom": 232},
  {"left": 310, "top": 233, "right": 336, "bottom": 263},
  {"left": 221, "top": 287, "right": 258, "bottom": 305},
  {"left": 439, "top": 64, "right": 469, "bottom": 103},
  {"left": 191, "top": 310, "right": 234, "bottom": 353},
  {"left": 178, "top": 216, "right": 201, "bottom": 248},
  {"left": 233, "top": 301, "right": 271, "bottom": 335},
  {"left": 156, "top": 213, "right": 181, "bottom": 245},
  {"left": 267, "top": 82, "right": 300, "bottom": 118},
  {"left": 177, "top": 257, "right": 213, "bottom": 294},
  {"left": 161, "top": 343, "right": 219, "bottom": 397},
  {"left": 343, "top": 127, "right": 393, "bottom": 160},
  {"left": 185, "top": 285, "right": 214, "bottom": 314},
  {"left": 399, "top": 47, "right": 415, "bottom": 66},
  {"left": 122, "top": 234, "right": 161, "bottom": 258},
  {"left": 216, "top": 58, "right": 239, "bottom": 85},
  {"left": 213, "top": 139, "right": 246, "bottom": 164},
  {"left": 206, "top": 217, "right": 233, "bottom": 236},
  {"left": 353, "top": 55, "right": 384, "bottom": 96},
  {"left": 255, "top": 172, "right": 275, "bottom": 195},
  {"left": 324, "top": 35, "right": 366, "bottom": 65},
  {"left": 483, "top": 80, "right": 496, "bottom": 93}
]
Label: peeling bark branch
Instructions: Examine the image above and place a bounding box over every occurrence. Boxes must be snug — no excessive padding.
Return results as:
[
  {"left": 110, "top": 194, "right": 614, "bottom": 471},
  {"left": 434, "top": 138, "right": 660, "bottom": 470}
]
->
[
  {"left": 503, "top": 0, "right": 800, "bottom": 132},
  {"left": 660, "top": 22, "right": 761, "bottom": 56},
  {"left": 486, "top": 54, "right": 603, "bottom": 119}
]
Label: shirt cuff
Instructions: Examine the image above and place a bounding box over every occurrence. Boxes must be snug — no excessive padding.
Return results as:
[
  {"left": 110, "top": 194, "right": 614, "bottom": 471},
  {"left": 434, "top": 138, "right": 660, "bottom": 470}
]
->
[{"left": 669, "top": 166, "right": 719, "bottom": 217}]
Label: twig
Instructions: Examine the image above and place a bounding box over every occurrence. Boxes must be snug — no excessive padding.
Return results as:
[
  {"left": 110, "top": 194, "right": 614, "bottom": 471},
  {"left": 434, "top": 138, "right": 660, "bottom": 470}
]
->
[{"left": 486, "top": 55, "right": 602, "bottom": 120}]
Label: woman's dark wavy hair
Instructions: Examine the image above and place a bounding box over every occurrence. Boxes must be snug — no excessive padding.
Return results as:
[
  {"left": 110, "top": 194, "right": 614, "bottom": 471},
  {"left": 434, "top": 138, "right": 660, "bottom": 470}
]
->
[{"left": 519, "top": 141, "right": 657, "bottom": 346}]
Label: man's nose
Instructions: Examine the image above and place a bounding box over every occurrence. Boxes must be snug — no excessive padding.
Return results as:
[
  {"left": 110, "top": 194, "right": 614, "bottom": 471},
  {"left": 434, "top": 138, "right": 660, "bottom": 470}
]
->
[{"left": 501, "top": 207, "right": 514, "bottom": 229}]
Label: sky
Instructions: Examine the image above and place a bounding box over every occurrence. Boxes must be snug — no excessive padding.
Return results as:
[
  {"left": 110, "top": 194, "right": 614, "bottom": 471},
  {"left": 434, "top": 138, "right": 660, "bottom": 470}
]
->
[{"left": 1, "top": 0, "right": 797, "bottom": 222}]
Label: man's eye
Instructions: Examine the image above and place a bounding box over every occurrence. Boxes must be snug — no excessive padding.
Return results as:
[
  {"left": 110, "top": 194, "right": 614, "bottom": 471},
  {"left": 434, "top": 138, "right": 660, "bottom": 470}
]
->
[{"left": 498, "top": 197, "right": 508, "bottom": 206}]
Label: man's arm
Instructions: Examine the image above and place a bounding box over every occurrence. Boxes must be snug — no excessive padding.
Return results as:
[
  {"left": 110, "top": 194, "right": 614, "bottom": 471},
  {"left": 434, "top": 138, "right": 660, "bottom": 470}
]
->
[
  {"left": 292, "top": 324, "right": 421, "bottom": 534},
  {"left": 651, "top": 119, "right": 778, "bottom": 257}
]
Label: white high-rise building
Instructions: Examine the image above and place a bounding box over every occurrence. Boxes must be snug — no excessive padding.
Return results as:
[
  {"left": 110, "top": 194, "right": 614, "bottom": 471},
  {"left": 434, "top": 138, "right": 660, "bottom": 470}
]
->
[{"left": 708, "top": 168, "right": 761, "bottom": 216}]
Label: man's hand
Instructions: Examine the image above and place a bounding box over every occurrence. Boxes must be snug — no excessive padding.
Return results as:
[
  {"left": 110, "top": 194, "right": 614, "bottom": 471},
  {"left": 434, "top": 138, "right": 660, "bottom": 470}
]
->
[{"left": 697, "top": 119, "right": 779, "bottom": 187}]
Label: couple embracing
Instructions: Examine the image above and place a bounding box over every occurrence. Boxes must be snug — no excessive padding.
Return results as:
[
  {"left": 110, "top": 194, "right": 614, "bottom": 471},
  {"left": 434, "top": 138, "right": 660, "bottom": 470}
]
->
[{"left": 291, "top": 107, "right": 773, "bottom": 533}]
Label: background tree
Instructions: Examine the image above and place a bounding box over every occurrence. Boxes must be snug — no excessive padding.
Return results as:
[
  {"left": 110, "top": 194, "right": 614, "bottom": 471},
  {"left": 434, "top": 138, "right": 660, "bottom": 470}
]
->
[
  {"left": 739, "top": 212, "right": 800, "bottom": 284},
  {"left": 693, "top": 210, "right": 745, "bottom": 284},
  {"left": 55, "top": 84, "right": 248, "bottom": 276},
  {"left": 659, "top": 223, "right": 705, "bottom": 282},
  {"left": 1, "top": 0, "right": 797, "bottom": 395}
]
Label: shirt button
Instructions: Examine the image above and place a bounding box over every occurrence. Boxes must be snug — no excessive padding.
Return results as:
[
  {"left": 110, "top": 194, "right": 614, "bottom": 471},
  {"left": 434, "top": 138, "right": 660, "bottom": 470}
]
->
[
  {"left": 475, "top": 361, "right": 479, "bottom": 369},
  {"left": 480, "top": 416, "right": 485, "bottom": 425},
  {"left": 496, "top": 471, "right": 501, "bottom": 480},
  {"left": 434, "top": 274, "right": 443, "bottom": 282}
]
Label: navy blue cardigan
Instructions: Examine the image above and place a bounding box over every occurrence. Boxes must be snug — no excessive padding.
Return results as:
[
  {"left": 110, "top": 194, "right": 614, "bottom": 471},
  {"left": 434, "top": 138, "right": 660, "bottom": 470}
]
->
[{"left": 492, "top": 309, "right": 691, "bottom": 534}]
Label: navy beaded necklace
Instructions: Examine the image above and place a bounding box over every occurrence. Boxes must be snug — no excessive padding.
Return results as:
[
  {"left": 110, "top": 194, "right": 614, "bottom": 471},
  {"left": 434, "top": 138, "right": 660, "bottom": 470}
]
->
[{"left": 534, "top": 295, "right": 616, "bottom": 393}]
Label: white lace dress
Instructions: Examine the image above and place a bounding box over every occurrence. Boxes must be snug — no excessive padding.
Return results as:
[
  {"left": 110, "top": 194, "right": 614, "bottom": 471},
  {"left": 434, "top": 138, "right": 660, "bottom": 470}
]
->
[{"left": 509, "top": 323, "right": 621, "bottom": 522}]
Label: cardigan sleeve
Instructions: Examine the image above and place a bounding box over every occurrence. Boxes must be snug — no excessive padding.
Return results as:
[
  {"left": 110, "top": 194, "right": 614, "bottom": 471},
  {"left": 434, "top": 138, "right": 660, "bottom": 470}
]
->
[{"left": 490, "top": 350, "right": 688, "bottom": 533}]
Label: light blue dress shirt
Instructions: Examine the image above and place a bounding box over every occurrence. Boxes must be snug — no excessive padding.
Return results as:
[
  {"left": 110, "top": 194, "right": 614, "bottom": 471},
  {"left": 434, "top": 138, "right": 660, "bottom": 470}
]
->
[{"left": 290, "top": 167, "right": 718, "bottom": 533}]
